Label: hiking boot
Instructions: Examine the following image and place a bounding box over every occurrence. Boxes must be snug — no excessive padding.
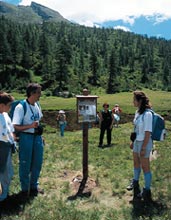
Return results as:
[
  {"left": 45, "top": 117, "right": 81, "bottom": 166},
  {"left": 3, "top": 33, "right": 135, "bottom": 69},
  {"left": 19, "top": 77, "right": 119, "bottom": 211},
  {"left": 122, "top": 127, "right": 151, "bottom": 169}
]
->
[
  {"left": 133, "top": 184, "right": 141, "bottom": 199},
  {"left": 141, "top": 188, "right": 152, "bottom": 203},
  {"left": 98, "top": 144, "right": 103, "bottom": 148},
  {"left": 30, "top": 188, "right": 44, "bottom": 197},
  {"left": 17, "top": 190, "right": 29, "bottom": 202}
]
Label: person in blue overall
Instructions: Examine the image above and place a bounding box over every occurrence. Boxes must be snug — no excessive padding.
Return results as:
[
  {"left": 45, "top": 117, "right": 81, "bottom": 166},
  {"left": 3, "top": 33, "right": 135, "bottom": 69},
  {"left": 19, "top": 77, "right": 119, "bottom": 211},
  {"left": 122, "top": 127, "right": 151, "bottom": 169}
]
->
[
  {"left": 0, "top": 92, "right": 15, "bottom": 207},
  {"left": 98, "top": 103, "right": 114, "bottom": 148},
  {"left": 56, "top": 110, "right": 67, "bottom": 136},
  {"left": 12, "top": 83, "right": 44, "bottom": 197}
]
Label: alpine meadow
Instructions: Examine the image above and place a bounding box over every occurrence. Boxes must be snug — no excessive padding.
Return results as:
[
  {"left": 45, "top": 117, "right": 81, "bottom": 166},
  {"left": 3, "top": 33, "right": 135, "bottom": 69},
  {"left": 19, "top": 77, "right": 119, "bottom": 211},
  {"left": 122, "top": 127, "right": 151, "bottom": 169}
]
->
[{"left": 0, "top": 2, "right": 171, "bottom": 220}]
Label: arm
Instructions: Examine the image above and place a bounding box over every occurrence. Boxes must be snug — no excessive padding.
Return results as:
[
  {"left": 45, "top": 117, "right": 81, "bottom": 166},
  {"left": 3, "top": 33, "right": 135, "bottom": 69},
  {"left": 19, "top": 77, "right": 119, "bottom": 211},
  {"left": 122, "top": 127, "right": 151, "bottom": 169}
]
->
[
  {"left": 97, "top": 111, "right": 102, "bottom": 127},
  {"left": 140, "top": 131, "right": 151, "bottom": 157},
  {"left": 140, "top": 111, "right": 152, "bottom": 156},
  {"left": 98, "top": 111, "right": 103, "bottom": 122},
  {"left": 14, "top": 122, "right": 38, "bottom": 132},
  {"left": 56, "top": 114, "right": 59, "bottom": 121},
  {"left": 110, "top": 113, "right": 114, "bottom": 129}
]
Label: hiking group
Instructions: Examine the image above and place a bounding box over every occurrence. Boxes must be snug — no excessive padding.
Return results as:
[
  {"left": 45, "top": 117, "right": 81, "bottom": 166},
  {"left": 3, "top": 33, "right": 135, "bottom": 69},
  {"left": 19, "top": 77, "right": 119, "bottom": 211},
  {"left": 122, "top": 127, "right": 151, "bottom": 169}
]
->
[
  {"left": 0, "top": 83, "right": 44, "bottom": 211},
  {"left": 0, "top": 86, "right": 165, "bottom": 211}
]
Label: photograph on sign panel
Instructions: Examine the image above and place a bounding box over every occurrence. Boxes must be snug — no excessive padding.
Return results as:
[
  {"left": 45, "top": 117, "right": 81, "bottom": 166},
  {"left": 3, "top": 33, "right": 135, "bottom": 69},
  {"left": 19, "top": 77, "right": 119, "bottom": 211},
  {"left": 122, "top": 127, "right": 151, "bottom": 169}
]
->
[{"left": 78, "top": 99, "right": 96, "bottom": 123}]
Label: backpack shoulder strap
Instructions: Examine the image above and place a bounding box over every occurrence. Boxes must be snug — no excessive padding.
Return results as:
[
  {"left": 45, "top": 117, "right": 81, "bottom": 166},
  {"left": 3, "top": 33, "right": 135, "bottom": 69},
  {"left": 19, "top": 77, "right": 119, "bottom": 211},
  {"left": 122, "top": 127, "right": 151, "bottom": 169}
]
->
[
  {"left": 20, "top": 100, "right": 27, "bottom": 116},
  {"left": 142, "top": 109, "right": 153, "bottom": 120}
]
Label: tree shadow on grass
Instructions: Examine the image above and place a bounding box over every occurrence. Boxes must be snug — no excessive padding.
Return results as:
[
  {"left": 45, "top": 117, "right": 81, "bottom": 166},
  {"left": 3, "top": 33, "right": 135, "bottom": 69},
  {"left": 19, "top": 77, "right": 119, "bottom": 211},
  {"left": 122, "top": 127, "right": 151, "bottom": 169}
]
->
[
  {"left": 0, "top": 192, "right": 34, "bottom": 218},
  {"left": 130, "top": 198, "right": 168, "bottom": 219}
]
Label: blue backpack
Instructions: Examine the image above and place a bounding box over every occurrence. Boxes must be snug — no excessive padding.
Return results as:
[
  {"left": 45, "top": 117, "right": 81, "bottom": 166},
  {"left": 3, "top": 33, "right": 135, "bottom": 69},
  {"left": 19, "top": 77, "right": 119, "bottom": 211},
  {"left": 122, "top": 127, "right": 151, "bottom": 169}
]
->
[
  {"left": 144, "top": 110, "right": 166, "bottom": 141},
  {"left": 9, "top": 100, "right": 27, "bottom": 121}
]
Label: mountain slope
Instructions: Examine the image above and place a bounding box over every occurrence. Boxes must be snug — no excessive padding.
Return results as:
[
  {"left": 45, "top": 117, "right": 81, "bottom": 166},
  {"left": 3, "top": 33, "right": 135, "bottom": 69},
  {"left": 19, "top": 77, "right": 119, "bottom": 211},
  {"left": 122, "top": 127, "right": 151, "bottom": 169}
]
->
[{"left": 0, "top": 1, "right": 69, "bottom": 24}]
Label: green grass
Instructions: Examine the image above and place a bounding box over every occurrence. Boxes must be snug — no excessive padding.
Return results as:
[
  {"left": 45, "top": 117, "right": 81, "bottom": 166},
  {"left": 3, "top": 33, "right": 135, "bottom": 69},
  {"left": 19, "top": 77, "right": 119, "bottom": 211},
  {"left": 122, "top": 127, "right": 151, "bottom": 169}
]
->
[
  {"left": 2, "top": 89, "right": 170, "bottom": 219},
  {"left": 10, "top": 89, "right": 171, "bottom": 115},
  {"left": 2, "top": 120, "right": 171, "bottom": 220}
]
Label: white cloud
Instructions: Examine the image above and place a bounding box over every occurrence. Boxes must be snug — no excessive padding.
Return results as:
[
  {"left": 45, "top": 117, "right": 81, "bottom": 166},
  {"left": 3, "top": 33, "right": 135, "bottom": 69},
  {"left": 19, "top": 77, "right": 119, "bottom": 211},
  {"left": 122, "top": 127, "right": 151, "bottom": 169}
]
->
[
  {"left": 113, "top": 25, "right": 131, "bottom": 32},
  {"left": 19, "top": 0, "right": 171, "bottom": 26},
  {"left": 146, "top": 14, "right": 169, "bottom": 25}
]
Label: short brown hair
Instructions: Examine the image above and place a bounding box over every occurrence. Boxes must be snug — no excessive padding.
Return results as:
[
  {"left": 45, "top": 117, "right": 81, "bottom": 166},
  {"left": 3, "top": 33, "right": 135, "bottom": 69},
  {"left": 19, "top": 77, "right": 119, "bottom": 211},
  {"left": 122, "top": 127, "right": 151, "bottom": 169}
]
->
[
  {"left": 26, "top": 83, "right": 41, "bottom": 98},
  {"left": 0, "top": 91, "right": 14, "bottom": 104},
  {"left": 103, "top": 103, "right": 109, "bottom": 108}
]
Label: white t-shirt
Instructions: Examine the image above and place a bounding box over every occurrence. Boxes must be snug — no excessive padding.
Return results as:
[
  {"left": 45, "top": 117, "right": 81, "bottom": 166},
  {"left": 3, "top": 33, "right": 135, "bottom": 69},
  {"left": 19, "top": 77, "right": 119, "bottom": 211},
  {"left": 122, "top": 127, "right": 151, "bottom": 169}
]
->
[
  {"left": 12, "top": 100, "right": 43, "bottom": 133},
  {"left": 0, "top": 112, "right": 14, "bottom": 144},
  {"left": 133, "top": 110, "right": 152, "bottom": 141}
]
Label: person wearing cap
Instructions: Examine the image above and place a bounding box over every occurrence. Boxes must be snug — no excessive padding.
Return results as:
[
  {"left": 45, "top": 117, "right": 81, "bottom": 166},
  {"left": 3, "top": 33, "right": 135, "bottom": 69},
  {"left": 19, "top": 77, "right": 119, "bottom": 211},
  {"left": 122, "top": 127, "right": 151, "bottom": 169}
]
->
[
  {"left": 98, "top": 103, "right": 114, "bottom": 148},
  {"left": 112, "top": 104, "right": 122, "bottom": 127},
  {"left": 56, "top": 110, "right": 67, "bottom": 137}
]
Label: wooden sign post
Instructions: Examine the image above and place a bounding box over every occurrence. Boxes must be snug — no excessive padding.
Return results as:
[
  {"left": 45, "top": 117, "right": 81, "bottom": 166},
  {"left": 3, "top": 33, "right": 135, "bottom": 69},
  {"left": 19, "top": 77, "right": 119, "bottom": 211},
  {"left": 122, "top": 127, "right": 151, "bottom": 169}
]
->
[{"left": 76, "top": 89, "right": 98, "bottom": 196}]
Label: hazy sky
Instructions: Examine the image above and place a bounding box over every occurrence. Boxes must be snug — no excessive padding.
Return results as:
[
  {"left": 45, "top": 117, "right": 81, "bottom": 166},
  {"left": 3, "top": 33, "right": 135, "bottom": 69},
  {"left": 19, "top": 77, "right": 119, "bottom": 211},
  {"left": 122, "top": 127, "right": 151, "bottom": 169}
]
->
[{"left": 19, "top": 0, "right": 171, "bottom": 26}]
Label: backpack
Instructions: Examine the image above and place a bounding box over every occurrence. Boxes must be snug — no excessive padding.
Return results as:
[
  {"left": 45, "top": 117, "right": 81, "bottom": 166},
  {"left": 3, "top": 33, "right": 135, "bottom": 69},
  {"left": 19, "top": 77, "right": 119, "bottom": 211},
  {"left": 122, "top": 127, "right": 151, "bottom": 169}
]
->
[
  {"left": 144, "top": 110, "right": 166, "bottom": 141},
  {"left": 9, "top": 100, "right": 27, "bottom": 121}
]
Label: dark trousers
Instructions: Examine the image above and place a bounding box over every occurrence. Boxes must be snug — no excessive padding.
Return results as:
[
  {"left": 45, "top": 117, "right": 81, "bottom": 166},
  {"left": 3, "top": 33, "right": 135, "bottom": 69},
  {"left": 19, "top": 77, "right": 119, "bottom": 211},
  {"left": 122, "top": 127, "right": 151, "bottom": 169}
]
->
[
  {"left": 99, "top": 124, "right": 112, "bottom": 145},
  {"left": 0, "top": 141, "right": 11, "bottom": 173}
]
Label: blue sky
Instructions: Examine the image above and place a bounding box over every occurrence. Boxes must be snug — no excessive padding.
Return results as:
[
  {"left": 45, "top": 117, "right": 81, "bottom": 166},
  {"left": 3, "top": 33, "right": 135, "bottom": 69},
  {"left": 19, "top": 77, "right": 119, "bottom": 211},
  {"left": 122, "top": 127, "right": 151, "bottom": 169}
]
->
[
  {"left": 2, "top": 0, "right": 22, "bottom": 5},
  {"left": 2, "top": 0, "right": 171, "bottom": 39}
]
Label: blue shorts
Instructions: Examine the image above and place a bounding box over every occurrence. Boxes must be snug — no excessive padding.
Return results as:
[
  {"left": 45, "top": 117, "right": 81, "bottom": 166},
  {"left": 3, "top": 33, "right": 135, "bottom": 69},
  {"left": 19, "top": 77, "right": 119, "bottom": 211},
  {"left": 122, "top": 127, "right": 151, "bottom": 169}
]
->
[{"left": 133, "top": 138, "right": 153, "bottom": 158}]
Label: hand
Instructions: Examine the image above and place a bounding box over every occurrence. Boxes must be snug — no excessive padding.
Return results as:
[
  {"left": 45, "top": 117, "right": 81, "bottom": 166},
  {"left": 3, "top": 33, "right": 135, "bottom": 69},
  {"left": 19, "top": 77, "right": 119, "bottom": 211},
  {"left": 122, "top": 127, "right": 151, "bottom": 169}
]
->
[
  {"left": 140, "top": 148, "right": 146, "bottom": 157},
  {"left": 130, "top": 142, "right": 133, "bottom": 149},
  {"left": 32, "top": 121, "right": 39, "bottom": 128},
  {"left": 42, "top": 136, "right": 45, "bottom": 145}
]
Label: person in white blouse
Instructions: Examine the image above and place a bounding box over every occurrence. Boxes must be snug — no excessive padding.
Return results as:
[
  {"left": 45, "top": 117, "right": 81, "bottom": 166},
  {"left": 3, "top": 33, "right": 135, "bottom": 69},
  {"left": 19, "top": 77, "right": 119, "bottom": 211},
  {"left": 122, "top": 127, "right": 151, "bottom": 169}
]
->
[
  {"left": 0, "top": 92, "right": 15, "bottom": 205},
  {"left": 127, "top": 91, "right": 153, "bottom": 203}
]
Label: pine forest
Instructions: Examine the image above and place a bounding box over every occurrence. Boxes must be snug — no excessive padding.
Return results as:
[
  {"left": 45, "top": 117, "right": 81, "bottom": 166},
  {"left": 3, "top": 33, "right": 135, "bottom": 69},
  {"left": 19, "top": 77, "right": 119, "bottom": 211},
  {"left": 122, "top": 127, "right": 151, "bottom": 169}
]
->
[{"left": 1, "top": 16, "right": 171, "bottom": 95}]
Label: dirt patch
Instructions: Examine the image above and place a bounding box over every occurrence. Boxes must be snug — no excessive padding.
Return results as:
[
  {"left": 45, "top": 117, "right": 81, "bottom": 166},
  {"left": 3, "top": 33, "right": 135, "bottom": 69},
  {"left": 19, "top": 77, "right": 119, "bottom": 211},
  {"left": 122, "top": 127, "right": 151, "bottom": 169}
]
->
[
  {"left": 42, "top": 110, "right": 135, "bottom": 131},
  {"left": 59, "top": 171, "right": 97, "bottom": 195},
  {"left": 42, "top": 110, "right": 81, "bottom": 131},
  {"left": 71, "top": 175, "right": 97, "bottom": 195},
  {"left": 42, "top": 110, "right": 170, "bottom": 131}
]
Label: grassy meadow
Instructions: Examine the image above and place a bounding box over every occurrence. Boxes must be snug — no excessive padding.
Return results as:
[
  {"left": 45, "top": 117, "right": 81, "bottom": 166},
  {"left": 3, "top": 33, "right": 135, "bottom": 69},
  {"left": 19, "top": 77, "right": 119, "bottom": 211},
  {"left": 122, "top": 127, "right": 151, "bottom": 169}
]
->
[
  {"left": 12, "top": 89, "right": 171, "bottom": 115},
  {"left": 1, "top": 90, "right": 171, "bottom": 220}
]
